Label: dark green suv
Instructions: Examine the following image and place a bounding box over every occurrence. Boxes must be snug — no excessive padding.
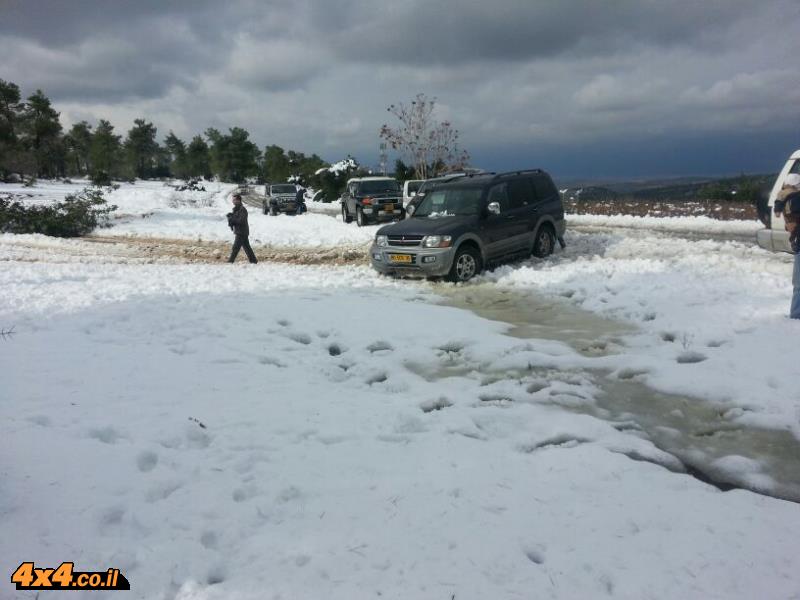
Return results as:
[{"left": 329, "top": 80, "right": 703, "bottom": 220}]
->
[{"left": 370, "top": 169, "right": 565, "bottom": 282}]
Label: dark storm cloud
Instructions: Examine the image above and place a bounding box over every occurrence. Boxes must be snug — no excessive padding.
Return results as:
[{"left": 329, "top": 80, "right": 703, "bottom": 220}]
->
[
  {"left": 320, "top": 0, "right": 761, "bottom": 65},
  {"left": 0, "top": 0, "right": 318, "bottom": 100},
  {"left": 0, "top": 0, "right": 224, "bottom": 47},
  {"left": 1, "top": 0, "right": 798, "bottom": 176}
]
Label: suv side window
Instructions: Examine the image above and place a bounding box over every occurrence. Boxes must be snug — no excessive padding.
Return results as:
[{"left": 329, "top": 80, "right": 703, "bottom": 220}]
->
[
  {"left": 533, "top": 175, "right": 558, "bottom": 202},
  {"left": 507, "top": 178, "right": 535, "bottom": 209},
  {"left": 487, "top": 183, "right": 510, "bottom": 212}
]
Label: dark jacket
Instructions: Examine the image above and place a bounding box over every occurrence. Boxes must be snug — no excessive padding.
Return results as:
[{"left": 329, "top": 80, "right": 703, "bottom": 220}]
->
[
  {"left": 775, "top": 188, "right": 800, "bottom": 253},
  {"left": 227, "top": 204, "right": 249, "bottom": 237}
]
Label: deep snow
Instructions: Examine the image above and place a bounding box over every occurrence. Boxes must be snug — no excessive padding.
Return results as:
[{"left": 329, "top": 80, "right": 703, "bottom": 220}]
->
[{"left": 2, "top": 180, "right": 800, "bottom": 599}]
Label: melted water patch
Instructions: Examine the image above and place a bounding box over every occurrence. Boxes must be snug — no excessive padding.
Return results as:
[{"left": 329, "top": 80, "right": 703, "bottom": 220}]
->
[{"left": 431, "top": 284, "right": 800, "bottom": 503}]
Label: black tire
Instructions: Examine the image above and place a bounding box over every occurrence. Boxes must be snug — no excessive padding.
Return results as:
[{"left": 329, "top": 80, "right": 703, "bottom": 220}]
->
[
  {"left": 356, "top": 207, "right": 366, "bottom": 227},
  {"left": 532, "top": 225, "right": 555, "bottom": 258},
  {"left": 447, "top": 245, "right": 482, "bottom": 283},
  {"left": 269, "top": 206, "right": 278, "bottom": 216},
  {"left": 263, "top": 204, "right": 268, "bottom": 215},
  {"left": 342, "top": 204, "right": 352, "bottom": 223}
]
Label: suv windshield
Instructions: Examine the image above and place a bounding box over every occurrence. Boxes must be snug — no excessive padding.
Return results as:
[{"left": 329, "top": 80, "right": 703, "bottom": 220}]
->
[
  {"left": 358, "top": 180, "right": 400, "bottom": 194},
  {"left": 271, "top": 185, "right": 296, "bottom": 194},
  {"left": 415, "top": 187, "right": 483, "bottom": 217}
]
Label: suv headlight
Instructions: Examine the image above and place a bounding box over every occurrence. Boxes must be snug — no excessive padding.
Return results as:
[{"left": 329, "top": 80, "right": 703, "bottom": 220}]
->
[
  {"left": 375, "top": 235, "right": 388, "bottom": 247},
  {"left": 423, "top": 235, "right": 452, "bottom": 248}
]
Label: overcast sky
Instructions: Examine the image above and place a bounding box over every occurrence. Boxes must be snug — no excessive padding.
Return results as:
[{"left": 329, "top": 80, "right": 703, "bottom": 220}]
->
[{"left": 2, "top": 0, "right": 800, "bottom": 179}]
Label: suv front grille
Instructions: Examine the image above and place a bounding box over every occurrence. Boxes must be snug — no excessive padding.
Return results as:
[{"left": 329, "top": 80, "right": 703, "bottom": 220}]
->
[{"left": 388, "top": 235, "right": 423, "bottom": 247}]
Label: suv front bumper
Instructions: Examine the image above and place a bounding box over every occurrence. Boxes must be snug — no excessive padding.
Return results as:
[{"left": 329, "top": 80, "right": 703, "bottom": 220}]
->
[
  {"left": 369, "top": 244, "right": 456, "bottom": 277},
  {"left": 362, "top": 206, "right": 403, "bottom": 222},
  {"left": 269, "top": 199, "right": 299, "bottom": 213}
]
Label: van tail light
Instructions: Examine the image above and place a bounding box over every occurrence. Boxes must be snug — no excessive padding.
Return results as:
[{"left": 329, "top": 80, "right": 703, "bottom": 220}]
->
[{"left": 362, "top": 197, "right": 373, "bottom": 205}]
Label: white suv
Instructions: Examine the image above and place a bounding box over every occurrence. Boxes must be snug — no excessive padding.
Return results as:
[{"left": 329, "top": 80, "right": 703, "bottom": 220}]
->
[{"left": 756, "top": 148, "right": 800, "bottom": 253}]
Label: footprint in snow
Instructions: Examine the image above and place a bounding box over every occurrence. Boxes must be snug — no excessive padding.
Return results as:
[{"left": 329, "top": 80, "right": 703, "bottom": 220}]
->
[
  {"left": 524, "top": 546, "right": 546, "bottom": 565},
  {"left": 420, "top": 397, "right": 452, "bottom": 413},
  {"left": 367, "top": 341, "right": 393, "bottom": 353},
  {"left": 200, "top": 530, "right": 219, "bottom": 549},
  {"left": 676, "top": 351, "right": 707, "bottom": 364},
  {"left": 366, "top": 372, "right": 388, "bottom": 385},
  {"left": 88, "top": 426, "right": 124, "bottom": 445},
  {"left": 286, "top": 331, "right": 312, "bottom": 345},
  {"left": 136, "top": 451, "right": 158, "bottom": 473}
]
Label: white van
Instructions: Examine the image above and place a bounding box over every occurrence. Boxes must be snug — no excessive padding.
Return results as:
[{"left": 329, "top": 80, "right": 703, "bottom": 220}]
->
[
  {"left": 757, "top": 148, "right": 800, "bottom": 253},
  {"left": 402, "top": 179, "right": 424, "bottom": 206}
]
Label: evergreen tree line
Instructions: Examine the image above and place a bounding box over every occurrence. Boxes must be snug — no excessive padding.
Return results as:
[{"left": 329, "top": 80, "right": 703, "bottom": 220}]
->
[{"left": 0, "top": 79, "right": 331, "bottom": 186}]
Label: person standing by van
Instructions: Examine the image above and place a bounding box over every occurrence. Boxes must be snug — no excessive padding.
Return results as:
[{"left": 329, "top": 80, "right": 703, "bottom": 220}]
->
[{"left": 775, "top": 173, "right": 800, "bottom": 318}]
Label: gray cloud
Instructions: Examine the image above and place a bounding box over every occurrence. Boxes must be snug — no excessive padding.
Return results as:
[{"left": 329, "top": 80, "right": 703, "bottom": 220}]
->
[{"left": 1, "top": 0, "right": 799, "bottom": 176}]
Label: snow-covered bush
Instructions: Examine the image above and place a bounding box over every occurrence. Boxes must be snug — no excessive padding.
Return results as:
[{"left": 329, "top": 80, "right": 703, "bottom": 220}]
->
[{"left": 0, "top": 187, "right": 117, "bottom": 237}]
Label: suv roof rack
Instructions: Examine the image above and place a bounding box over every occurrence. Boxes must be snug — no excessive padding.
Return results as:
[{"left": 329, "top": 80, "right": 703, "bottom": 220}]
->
[{"left": 493, "top": 169, "right": 544, "bottom": 179}]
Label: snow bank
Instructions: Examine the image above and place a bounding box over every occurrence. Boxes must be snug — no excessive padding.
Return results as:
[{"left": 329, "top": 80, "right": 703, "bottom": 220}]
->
[{"left": 567, "top": 212, "right": 761, "bottom": 235}]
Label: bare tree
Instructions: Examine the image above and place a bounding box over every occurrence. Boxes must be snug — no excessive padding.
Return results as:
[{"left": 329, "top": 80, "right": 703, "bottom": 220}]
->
[{"left": 379, "top": 94, "right": 470, "bottom": 180}]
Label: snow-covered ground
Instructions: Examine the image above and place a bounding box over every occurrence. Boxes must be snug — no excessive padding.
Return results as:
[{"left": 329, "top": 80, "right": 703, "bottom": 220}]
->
[
  {"left": 2, "top": 180, "right": 800, "bottom": 599},
  {"left": 568, "top": 213, "right": 761, "bottom": 236}
]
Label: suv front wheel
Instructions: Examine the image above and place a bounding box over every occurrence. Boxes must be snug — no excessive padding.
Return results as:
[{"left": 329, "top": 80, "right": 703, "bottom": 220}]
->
[
  {"left": 447, "top": 246, "right": 481, "bottom": 283},
  {"left": 532, "top": 225, "right": 555, "bottom": 258}
]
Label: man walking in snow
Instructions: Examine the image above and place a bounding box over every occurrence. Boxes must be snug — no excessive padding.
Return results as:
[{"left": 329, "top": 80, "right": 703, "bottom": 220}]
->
[
  {"left": 226, "top": 192, "right": 258, "bottom": 264},
  {"left": 775, "top": 173, "right": 800, "bottom": 318}
]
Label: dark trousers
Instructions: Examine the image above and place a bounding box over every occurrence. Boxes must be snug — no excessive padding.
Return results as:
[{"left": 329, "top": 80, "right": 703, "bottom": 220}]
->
[{"left": 228, "top": 234, "right": 257, "bottom": 263}]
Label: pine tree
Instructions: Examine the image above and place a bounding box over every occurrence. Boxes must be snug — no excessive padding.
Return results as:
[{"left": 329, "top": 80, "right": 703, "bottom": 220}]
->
[
  {"left": 394, "top": 159, "right": 415, "bottom": 180},
  {"left": 0, "top": 79, "right": 24, "bottom": 178},
  {"left": 64, "top": 121, "right": 93, "bottom": 176},
  {"left": 263, "top": 144, "right": 290, "bottom": 183},
  {"left": 206, "top": 127, "right": 260, "bottom": 182},
  {"left": 185, "top": 135, "right": 211, "bottom": 179},
  {"left": 124, "top": 118, "right": 159, "bottom": 179},
  {"left": 89, "top": 119, "right": 122, "bottom": 184},
  {"left": 22, "top": 89, "right": 64, "bottom": 178},
  {"left": 164, "top": 131, "right": 188, "bottom": 179},
  {"left": 227, "top": 127, "right": 260, "bottom": 183}
]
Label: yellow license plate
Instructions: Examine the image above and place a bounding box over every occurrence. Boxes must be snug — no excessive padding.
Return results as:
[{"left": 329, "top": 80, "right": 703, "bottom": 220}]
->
[
  {"left": 389, "top": 254, "right": 412, "bottom": 263},
  {"left": 383, "top": 204, "right": 394, "bottom": 211}
]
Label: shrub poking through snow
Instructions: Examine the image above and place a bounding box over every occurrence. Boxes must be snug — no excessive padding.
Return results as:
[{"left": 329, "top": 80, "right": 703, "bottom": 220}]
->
[{"left": 0, "top": 187, "right": 116, "bottom": 237}]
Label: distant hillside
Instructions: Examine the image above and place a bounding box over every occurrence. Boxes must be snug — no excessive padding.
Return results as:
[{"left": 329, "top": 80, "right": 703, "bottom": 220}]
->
[{"left": 560, "top": 173, "right": 776, "bottom": 203}]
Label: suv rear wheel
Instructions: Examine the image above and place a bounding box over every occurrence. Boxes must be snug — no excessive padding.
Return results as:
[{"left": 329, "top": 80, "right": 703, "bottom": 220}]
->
[
  {"left": 447, "top": 245, "right": 481, "bottom": 282},
  {"left": 356, "top": 207, "right": 366, "bottom": 227},
  {"left": 532, "top": 224, "right": 555, "bottom": 258},
  {"left": 342, "top": 204, "right": 352, "bottom": 223}
]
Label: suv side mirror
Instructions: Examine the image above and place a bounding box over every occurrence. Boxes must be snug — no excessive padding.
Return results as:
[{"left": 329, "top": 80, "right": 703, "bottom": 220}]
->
[
  {"left": 406, "top": 204, "right": 415, "bottom": 216},
  {"left": 488, "top": 202, "right": 501, "bottom": 215}
]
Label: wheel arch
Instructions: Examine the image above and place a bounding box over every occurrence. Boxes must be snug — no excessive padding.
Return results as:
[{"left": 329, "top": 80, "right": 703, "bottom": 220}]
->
[{"left": 454, "top": 234, "right": 486, "bottom": 264}]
